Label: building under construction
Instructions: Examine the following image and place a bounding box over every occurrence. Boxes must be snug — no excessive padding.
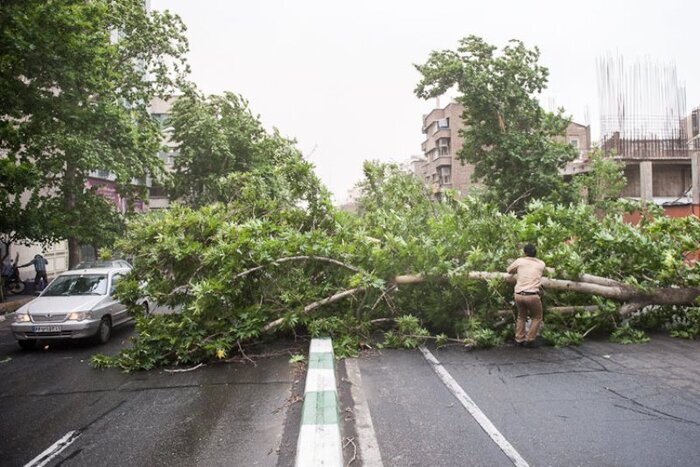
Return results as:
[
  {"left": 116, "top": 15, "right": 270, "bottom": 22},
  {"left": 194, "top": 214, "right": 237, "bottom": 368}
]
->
[{"left": 597, "top": 56, "right": 700, "bottom": 209}]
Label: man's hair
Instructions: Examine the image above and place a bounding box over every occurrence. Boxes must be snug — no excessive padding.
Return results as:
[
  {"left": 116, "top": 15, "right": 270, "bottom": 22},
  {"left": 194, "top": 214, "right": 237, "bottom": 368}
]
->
[{"left": 523, "top": 243, "right": 537, "bottom": 257}]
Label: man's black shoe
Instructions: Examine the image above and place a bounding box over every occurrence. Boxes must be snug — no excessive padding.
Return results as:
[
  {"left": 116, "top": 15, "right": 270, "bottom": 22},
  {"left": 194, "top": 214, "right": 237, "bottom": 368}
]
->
[{"left": 523, "top": 341, "right": 541, "bottom": 348}]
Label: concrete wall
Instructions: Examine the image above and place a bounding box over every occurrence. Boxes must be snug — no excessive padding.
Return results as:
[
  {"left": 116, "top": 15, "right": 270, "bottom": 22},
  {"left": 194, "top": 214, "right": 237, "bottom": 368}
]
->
[
  {"left": 620, "top": 162, "right": 691, "bottom": 198},
  {"left": 564, "top": 122, "right": 591, "bottom": 159},
  {"left": 622, "top": 164, "right": 640, "bottom": 197},
  {"left": 2, "top": 241, "right": 69, "bottom": 281},
  {"left": 652, "top": 164, "right": 691, "bottom": 197}
]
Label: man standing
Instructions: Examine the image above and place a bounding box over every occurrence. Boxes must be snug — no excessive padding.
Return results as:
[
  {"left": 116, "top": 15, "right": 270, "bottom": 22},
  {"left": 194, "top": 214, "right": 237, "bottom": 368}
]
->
[
  {"left": 1, "top": 258, "right": 12, "bottom": 289},
  {"left": 18, "top": 254, "right": 49, "bottom": 290},
  {"left": 507, "top": 244, "right": 545, "bottom": 347}
]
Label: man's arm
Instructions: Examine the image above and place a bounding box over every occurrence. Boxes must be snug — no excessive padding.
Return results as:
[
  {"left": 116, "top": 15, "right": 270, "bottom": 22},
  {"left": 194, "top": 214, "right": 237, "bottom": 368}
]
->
[
  {"left": 506, "top": 258, "right": 519, "bottom": 274},
  {"left": 17, "top": 260, "right": 33, "bottom": 268}
]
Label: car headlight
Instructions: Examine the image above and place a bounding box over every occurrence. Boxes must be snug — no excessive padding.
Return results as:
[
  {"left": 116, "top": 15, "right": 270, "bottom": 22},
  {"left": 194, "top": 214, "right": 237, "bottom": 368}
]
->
[
  {"left": 67, "top": 311, "right": 93, "bottom": 321},
  {"left": 14, "top": 312, "right": 31, "bottom": 323}
]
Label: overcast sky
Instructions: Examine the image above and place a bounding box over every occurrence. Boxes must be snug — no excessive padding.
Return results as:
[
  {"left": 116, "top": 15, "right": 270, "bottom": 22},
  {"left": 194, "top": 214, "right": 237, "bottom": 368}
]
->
[{"left": 152, "top": 0, "right": 700, "bottom": 202}]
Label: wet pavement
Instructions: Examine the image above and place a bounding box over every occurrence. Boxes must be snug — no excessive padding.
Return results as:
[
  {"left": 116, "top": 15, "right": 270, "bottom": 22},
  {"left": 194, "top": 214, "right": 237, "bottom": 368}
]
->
[
  {"left": 0, "top": 319, "right": 305, "bottom": 467},
  {"left": 3, "top": 309, "right": 700, "bottom": 467},
  {"left": 345, "top": 336, "right": 700, "bottom": 466}
]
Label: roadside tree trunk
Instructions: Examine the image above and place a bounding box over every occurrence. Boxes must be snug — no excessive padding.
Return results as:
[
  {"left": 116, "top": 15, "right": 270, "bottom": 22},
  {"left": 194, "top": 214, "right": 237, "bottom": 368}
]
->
[{"left": 65, "top": 161, "right": 81, "bottom": 269}]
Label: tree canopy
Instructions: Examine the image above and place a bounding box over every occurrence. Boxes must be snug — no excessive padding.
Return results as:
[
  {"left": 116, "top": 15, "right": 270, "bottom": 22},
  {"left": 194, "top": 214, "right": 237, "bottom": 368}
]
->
[
  {"left": 94, "top": 162, "right": 700, "bottom": 371},
  {"left": 0, "top": 0, "right": 189, "bottom": 265},
  {"left": 166, "top": 90, "right": 309, "bottom": 208},
  {"left": 414, "top": 35, "right": 577, "bottom": 212}
]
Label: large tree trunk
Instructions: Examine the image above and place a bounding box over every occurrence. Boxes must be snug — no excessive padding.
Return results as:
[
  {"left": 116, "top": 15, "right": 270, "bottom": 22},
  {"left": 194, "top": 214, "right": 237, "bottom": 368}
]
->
[
  {"left": 65, "top": 161, "right": 81, "bottom": 269},
  {"left": 243, "top": 258, "right": 700, "bottom": 333},
  {"left": 68, "top": 237, "right": 81, "bottom": 269},
  {"left": 394, "top": 271, "right": 700, "bottom": 317}
]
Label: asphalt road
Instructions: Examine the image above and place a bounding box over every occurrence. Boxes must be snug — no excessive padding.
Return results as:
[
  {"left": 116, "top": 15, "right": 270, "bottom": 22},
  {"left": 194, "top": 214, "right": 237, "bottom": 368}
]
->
[
  {"left": 344, "top": 336, "right": 700, "bottom": 467},
  {"left": 4, "top": 309, "right": 700, "bottom": 467},
  {"left": 0, "top": 318, "right": 304, "bottom": 467}
]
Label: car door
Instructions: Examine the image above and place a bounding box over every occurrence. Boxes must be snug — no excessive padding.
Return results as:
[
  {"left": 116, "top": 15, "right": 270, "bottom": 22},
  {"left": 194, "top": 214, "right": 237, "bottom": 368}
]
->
[{"left": 109, "top": 272, "right": 129, "bottom": 325}]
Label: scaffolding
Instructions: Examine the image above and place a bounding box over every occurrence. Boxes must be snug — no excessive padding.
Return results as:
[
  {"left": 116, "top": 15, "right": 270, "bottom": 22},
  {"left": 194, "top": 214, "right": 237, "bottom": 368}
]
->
[{"left": 596, "top": 56, "right": 688, "bottom": 158}]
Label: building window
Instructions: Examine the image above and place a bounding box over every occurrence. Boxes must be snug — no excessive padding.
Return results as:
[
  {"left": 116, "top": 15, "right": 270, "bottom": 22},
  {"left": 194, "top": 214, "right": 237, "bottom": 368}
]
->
[
  {"left": 150, "top": 184, "right": 168, "bottom": 198},
  {"left": 438, "top": 146, "right": 450, "bottom": 156},
  {"left": 439, "top": 166, "right": 451, "bottom": 185},
  {"left": 569, "top": 138, "right": 579, "bottom": 148},
  {"left": 437, "top": 118, "right": 449, "bottom": 129}
]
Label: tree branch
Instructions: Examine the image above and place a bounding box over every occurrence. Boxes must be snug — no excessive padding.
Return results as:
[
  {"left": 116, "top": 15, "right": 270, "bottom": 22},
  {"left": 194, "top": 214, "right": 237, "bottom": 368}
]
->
[
  {"left": 504, "top": 188, "right": 534, "bottom": 213},
  {"left": 233, "top": 256, "right": 359, "bottom": 282},
  {"left": 263, "top": 286, "right": 366, "bottom": 332}
]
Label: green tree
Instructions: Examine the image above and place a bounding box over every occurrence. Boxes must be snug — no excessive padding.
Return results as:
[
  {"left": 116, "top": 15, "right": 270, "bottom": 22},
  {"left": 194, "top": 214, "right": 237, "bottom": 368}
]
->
[
  {"left": 0, "top": 0, "right": 189, "bottom": 267},
  {"left": 574, "top": 148, "right": 627, "bottom": 206},
  {"left": 414, "top": 35, "right": 577, "bottom": 212},
  {"left": 0, "top": 160, "right": 52, "bottom": 263},
  {"left": 94, "top": 163, "right": 700, "bottom": 370},
  {"left": 167, "top": 90, "right": 307, "bottom": 208}
]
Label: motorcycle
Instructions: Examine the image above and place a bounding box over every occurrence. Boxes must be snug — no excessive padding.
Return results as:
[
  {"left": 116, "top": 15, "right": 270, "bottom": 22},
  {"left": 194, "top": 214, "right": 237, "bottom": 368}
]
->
[{"left": 5, "top": 263, "right": 25, "bottom": 295}]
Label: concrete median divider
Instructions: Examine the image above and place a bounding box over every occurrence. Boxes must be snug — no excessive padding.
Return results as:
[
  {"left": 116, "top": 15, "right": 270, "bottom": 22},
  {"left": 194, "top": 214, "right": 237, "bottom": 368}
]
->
[{"left": 295, "top": 337, "right": 343, "bottom": 467}]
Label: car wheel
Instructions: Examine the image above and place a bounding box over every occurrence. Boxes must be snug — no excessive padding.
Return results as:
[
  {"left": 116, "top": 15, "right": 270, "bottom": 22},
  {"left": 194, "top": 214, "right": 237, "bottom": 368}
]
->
[
  {"left": 93, "top": 317, "right": 112, "bottom": 345},
  {"left": 9, "top": 281, "right": 25, "bottom": 295},
  {"left": 18, "top": 340, "right": 37, "bottom": 351}
]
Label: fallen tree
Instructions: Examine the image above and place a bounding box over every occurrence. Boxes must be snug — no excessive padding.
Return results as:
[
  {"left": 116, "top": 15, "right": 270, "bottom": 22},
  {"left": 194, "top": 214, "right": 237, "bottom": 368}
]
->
[
  {"left": 257, "top": 269, "right": 700, "bottom": 334},
  {"left": 90, "top": 162, "right": 700, "bottom": 371}
]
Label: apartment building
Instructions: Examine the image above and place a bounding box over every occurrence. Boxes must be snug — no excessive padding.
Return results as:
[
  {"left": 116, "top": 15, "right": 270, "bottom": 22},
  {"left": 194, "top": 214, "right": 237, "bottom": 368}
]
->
[
  {"left": 412, "top": 102, "right": 472, "bottom": 199},
  {"left": 413, "top": 102, "right": 591, "bottom": 198},
  {"left": 148, "top": 96, "right": 179, "bottom": 210}
]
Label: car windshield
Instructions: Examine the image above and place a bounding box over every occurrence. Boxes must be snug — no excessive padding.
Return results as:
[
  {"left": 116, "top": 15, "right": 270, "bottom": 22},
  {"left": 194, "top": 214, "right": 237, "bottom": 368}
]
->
[{"left": 42, "top": 274, "right": 108, "bottom": 296}]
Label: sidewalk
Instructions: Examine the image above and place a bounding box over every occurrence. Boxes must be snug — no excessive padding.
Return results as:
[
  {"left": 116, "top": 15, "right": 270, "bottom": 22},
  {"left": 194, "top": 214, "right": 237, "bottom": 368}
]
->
[{"left": 0, "top": 294, "right": 34, "bottom": 315}]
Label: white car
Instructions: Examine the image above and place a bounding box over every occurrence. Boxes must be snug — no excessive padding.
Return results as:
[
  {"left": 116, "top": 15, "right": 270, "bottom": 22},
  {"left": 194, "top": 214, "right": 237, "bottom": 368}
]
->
[{"left": 11, "top": 267, "right": 138, "bottom": 350}]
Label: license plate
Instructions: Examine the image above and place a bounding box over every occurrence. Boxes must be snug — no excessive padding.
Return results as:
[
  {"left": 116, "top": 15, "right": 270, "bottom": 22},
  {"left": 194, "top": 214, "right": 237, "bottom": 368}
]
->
[{"left": 31, "top": 325, "right": 62, "bottom": 333}]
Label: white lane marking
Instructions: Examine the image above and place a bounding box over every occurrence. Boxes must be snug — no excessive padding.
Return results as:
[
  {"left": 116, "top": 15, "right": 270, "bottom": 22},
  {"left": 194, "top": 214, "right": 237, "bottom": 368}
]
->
[
  {"left": 419, "top": 346, "right": 529, "bottom": 467},
  {"left": 304, "top": 368, "right": 337, "bottom": 393},
  {"left": 296, "top": 424, "right": 343, "bottom": 467},
  {"left": 310, "top": 338, "right": 333, "bottom": 354},
  {"left": 24, "top": 430, "right": 81, "bottom": 467},
  {"left": 346, "top": 358, "right": 384, "bottom": 467}
]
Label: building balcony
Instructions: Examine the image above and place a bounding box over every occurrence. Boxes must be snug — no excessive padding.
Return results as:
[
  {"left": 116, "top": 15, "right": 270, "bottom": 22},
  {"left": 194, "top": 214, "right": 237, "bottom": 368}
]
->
[
  {"left": 433, "top": 156, "right": 452, "bottom": 167},
  {"left": 421, "top": 129, "right": 452, "bottom": 152},
  {"left": 422, "top": 109, "right": 446, "bottom": 130}
]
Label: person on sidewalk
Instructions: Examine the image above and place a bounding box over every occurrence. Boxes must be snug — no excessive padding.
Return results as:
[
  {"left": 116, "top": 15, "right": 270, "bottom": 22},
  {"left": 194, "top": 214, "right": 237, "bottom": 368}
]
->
[
  {"left": 18, "top": 254, "right": 49, "bottom": 290},
  {"left": 507, "top": 244, "right": 545, "bottom": 347},
  {"left": 1, "top": 258, "right": 12, "bottom": 289}
]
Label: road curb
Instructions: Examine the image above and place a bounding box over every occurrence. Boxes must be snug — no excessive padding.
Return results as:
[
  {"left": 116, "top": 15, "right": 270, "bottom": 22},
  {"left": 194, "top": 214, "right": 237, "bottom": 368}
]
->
[{"left": 295, "top": 337, "right": 343, "bottom": 467}]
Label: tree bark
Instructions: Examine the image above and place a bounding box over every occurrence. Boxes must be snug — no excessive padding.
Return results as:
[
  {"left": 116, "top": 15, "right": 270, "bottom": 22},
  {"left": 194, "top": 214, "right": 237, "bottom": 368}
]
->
[
  {"left": 255, "top": 264, "right": 700, "bottom": 333},
  {"left": 65, "top": 160, "right": 81, "bottom": 269},
  {"left": 394, "top": 271, "right": 700, "bottom": 316},
  {"left": 262, "top": 286, "right": 365, "bottom": 332}
]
